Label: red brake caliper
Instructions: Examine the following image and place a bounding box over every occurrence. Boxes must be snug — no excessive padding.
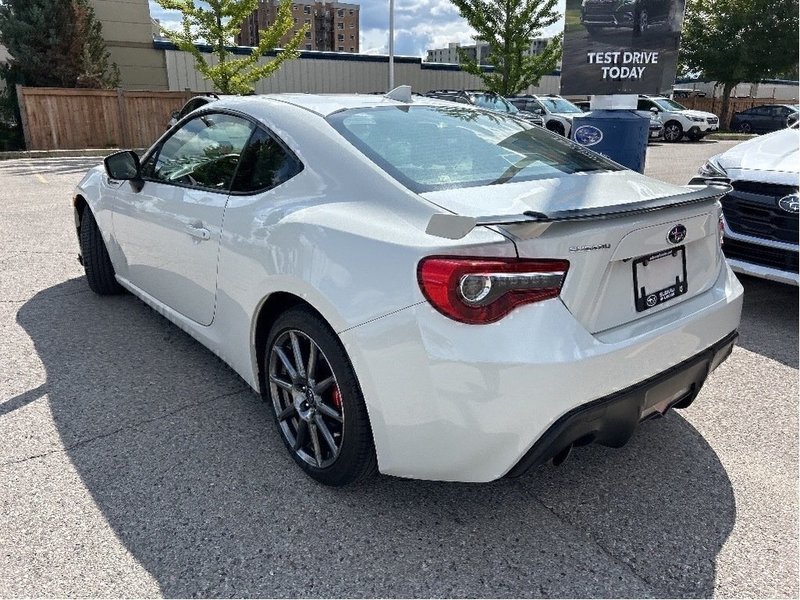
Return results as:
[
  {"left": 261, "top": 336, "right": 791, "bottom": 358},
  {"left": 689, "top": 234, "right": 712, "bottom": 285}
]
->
[{"left": 331, "top": 386, "right": 342, "bottom": 410}]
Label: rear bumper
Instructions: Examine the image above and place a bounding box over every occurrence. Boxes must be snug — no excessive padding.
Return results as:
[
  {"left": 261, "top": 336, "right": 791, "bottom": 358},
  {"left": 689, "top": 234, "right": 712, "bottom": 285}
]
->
[
  {"left": 342, "top": 264, "right": 743, "bottom": 482},
  {"left": 505, "top": 330, "right": 738, "bottom": 477}
]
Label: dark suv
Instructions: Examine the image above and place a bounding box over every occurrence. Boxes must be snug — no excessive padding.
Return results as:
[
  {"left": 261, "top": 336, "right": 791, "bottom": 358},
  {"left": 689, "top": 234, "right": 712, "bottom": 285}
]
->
[
  {"left": 580, "top": 0, "right": 671, "bottom": 36},
  {"left": 730, "top": 104, "right": 800, "bottom": 135},
  {"left": 424, "top": 90, "right": 544, "bottom": 126}
]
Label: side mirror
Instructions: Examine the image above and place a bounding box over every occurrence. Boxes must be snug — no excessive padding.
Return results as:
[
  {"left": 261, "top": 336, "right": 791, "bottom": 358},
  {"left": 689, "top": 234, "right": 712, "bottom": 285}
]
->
[
  {"left": 650, "top": 107, "right": 659, "bottom": 113},
  {"left": 534, "top": 107, "right": 544, "bottom": 115},
  {"left": 104, "top": 151, "right": 144, "bottom": 192},
  {"left": 171, "top": 110, "right": 180, "bottom": 120}
]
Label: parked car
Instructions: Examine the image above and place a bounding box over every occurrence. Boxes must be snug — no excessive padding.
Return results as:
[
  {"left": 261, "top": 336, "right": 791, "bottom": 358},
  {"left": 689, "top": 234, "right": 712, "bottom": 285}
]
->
[
  {"left": 572, "top": 100, "right": 591, "bottom": 112},
  {"left": 636, "top": 95, "right": 719, "bottom": 142},
  {"left": 167, "top": 93, "right": 223, "bottom": 128},
  {"left": 580, "top": 0, "right": 673, "bottom": 36},
  {"left": 648, "top": 111, "right": 664, "bottom": 141},
  {"left": 74, "top": 93, "right": 742, "bottom": 485},
  {"left": 690, "top": 122, "right": 799, "bottom": 285},
  {"left": 729, "top": 104, "right": 800, "bottom": 135},
  {"left": 424, "top": 90, "right": 544, "bottom": 126},
  {"left": 672, "top": 89, "right": 707, "bottom": 99},
  {"left": 509, "top": 94, "right": 586, "bottom": 137}
]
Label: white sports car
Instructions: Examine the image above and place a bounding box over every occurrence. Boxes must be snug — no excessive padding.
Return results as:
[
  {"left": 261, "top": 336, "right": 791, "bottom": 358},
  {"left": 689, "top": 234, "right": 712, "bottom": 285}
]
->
[{"left": 73, "top": 90, "right": 743, "bottom": 485}]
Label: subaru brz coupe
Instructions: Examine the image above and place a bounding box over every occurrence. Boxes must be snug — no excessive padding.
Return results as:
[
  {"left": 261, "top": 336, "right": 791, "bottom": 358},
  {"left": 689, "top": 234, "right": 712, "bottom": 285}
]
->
[{"left": 73, "top": 89, "right": 743, "bottom": 485}]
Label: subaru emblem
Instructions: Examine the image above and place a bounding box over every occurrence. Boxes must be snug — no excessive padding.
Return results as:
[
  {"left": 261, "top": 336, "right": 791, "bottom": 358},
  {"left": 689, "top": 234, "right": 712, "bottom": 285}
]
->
[
  {"left": 667, "top": 224, "right": 687, "bottom": 244},
  {"left": 778, "top": 194, "right": 799, "bottom": 214},
  {"left": 573, "top": 125, "right": 603, "bottom": 147}
]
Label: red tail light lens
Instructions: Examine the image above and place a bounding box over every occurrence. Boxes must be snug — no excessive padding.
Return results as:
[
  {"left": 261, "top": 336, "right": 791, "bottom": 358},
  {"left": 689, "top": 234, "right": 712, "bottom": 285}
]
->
[{"left": 417, "top": 256, "right": 570, "bottom": 324}]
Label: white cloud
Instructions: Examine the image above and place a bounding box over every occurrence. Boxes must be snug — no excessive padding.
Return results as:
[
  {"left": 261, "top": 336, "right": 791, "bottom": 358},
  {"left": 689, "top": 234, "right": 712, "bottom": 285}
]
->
[{"left": 148, "top": 0, "right": 567, "bottom": 56}]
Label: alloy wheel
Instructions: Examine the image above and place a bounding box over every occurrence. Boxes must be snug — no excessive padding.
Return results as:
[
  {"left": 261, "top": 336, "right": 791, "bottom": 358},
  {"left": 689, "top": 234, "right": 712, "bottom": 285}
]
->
[
  {"left": 664, "top": 123, "right": 681, "bottom": 142},
  {"left": 268, "top": 329, "right": 344, "bottom": 468}
]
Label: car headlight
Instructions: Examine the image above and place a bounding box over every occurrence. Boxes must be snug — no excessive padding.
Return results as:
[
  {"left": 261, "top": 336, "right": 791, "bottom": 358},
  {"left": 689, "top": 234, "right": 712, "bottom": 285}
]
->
[
  {"left": 689, "top": 116, "right": 705, "bottom": 122},
  {"left": 697, "top": 157, "right": 727, "bottom": 178}
]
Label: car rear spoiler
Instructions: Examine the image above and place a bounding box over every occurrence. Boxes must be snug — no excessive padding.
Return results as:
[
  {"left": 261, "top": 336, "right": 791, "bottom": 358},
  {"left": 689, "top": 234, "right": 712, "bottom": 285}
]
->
[{"left": 425, "top": 179, "right": 731, "bottom": 240}]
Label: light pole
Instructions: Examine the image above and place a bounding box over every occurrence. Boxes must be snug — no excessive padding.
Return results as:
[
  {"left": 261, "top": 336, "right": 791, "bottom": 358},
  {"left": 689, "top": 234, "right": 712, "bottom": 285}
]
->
[{"left": 388, "top": 0, "right": 395, "bottom": 90}]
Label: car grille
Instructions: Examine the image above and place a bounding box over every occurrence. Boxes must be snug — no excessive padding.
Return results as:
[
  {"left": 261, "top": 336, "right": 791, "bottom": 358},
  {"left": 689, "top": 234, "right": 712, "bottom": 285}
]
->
[
  {"left": 722, "top": 181, "right": 799, "bottom": 243},
  {"left": 707, "top": 117, "right": 719, "bottom": 125},
  {"left": 723, "top": 238, "right": 799, "bottom": 273}
]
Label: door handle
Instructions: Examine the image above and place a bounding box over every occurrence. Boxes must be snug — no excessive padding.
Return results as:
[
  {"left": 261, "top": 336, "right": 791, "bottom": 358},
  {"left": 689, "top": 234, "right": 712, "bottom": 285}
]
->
[{"left": 186, "top": 224, "right": 211, "bottom": 241}]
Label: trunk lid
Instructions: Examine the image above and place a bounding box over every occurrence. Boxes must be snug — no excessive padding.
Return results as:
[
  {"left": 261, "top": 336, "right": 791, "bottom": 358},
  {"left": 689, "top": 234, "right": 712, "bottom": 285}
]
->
[{"left": 421, "top": 171, "right": 725, "bottom": 333}]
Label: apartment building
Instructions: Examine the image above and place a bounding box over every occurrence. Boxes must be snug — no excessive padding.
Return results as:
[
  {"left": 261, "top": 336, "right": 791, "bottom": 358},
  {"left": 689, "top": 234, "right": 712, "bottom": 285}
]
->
[
  {"left": 426, "top": 38, "right": 556, "bottom": 66},
  {"left": 237, "top": 0, "right": 360, "bottom": 53}
]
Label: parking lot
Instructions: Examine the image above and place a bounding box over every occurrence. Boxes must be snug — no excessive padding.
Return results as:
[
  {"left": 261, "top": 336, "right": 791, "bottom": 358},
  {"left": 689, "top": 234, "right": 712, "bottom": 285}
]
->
[{"left": 0, "top": 140, "right": 797, "bottom": 597}]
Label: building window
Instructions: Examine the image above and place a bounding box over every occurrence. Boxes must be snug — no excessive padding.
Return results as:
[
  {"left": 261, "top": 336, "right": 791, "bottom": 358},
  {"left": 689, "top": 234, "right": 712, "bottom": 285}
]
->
[
  {"left": 337, "top": 33, "right": 344, "bottom": 41},
  {"left": 349, "top": 9, "right": 354, "bottom": 15},
  {"left": 292, "top": 4, "right": 297, "bottom": 10},
  {"left": 337, "top": 9, "right": 344, "bottom": 17},
  {"left": 350, "top": 47, "right": 354, "bottom": 52},
  {"left": 349, "top": 35, "right": 354, "bottom": 40},
  {"left": 305, "top": 30, "right": 311, "bottom": 38},
  {"left": 304, "top": 5, "right": 311, "bottom": 13},
  {"left": 304, "top": 18, "right": 310, "bottom": 24},
  {"left": 338, "top": 46, "right": 344, "bottom": 51},
  {"left": 350, "top": 23, "right": 355, "bottom": 28},
  {"left": 305, "top": 44, "right": 312, "bottom": 50},
  {"left": 293, "top": 17, "right": 297, "bottom": 24},
  {"left": 337, "top": 22, "right": 344, "bottom": 29}
]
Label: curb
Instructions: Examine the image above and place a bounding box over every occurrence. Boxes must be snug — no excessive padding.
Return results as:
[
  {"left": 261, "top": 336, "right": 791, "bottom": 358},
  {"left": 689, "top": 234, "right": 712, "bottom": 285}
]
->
[
  {"left": 706, "top": 133, "right": 757, "bottom": 141},
  {"left": 0, "top": 148, "right": 146, "bottom": 160}
]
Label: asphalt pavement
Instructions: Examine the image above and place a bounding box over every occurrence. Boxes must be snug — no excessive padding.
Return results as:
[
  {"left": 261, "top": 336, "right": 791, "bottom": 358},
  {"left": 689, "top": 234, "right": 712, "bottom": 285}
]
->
[{"left": 0, "top": 140, "right": 797, "bottom": 597}]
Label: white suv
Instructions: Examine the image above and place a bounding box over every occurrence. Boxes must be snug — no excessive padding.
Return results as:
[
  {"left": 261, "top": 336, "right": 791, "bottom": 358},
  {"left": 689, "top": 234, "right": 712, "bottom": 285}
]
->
[
  {"left": 636, "top": 95, "right": 719, "bottom": 142},
  {"left": 509, "top": 95, "right": 586, "bottom": 137}
]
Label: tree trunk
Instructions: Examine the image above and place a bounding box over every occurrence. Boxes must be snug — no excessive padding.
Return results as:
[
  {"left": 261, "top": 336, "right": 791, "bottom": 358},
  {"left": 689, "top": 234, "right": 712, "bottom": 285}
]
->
[{"left": 720, "top": 81, "right": 737, "bottom": 130}]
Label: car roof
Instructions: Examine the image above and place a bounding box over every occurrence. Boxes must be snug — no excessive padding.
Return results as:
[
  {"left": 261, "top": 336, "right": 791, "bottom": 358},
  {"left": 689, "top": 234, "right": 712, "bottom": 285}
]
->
[{"left": 213, "top": 93, "right": 460, "bottom": 118}]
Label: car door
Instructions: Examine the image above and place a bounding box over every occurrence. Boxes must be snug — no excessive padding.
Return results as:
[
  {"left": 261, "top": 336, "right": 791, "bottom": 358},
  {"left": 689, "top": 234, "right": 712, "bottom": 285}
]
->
[
  {"left": 112, "top": 112, "right": 255, "bottom": 325},
  {"left": 636, "top": 98, "right": 658, "bottom": 119}
]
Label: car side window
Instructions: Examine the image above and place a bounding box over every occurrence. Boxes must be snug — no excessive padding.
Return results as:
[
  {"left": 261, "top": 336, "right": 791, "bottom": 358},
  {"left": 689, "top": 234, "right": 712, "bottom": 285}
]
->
[
  {"left": 230, "top": 127, "right": 303, "bottom": 194},
  {"left": 637, "top": 99, "right": 653, "bottom": 111},
  {"left": 145, "top": 113, "right": 255, "bottom": 191}
]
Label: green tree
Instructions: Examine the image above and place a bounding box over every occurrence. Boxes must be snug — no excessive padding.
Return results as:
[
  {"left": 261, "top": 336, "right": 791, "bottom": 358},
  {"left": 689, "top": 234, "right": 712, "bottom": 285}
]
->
[
  {"left": 155, "top": 0, "right": 307, "bottom": 94},
  {"left": 680, "top": 0, "right": 799, "bottom": 127},
  {"left": 0, "top": 0, "right": 119, "bottom": 149},
  {"left": 448, "top": 0, "right": 562, "bottom": 96}
]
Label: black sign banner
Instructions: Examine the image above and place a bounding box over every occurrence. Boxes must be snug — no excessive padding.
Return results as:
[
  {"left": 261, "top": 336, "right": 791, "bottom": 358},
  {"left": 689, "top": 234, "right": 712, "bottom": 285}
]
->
[{"left": 561, "top": 0, "right": 687, "bottom": 96}]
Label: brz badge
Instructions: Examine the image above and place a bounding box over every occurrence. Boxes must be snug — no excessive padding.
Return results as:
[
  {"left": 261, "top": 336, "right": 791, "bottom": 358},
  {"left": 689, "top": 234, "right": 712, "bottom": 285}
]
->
[
  {"left": 778, "top": 194, "right": 799, "bottom": 214},
  {"left": 667, "top": 224, "right": 687, "bottom": 244}
]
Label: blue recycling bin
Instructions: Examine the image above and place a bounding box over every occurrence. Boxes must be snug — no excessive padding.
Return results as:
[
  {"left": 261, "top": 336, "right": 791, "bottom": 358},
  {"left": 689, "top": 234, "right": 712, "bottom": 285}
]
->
[{"left": 570, "top": 110, "right": 650, "bottom": 173}]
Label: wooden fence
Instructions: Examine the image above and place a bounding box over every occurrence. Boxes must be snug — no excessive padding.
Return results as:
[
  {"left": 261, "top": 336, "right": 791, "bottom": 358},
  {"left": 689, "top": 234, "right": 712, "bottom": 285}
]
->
[
  {"left": 679, "top": 96, "right": 799, "bottom": 129},
  {"left": 17, "top": 86, "right": 196, "bottom": 151}
]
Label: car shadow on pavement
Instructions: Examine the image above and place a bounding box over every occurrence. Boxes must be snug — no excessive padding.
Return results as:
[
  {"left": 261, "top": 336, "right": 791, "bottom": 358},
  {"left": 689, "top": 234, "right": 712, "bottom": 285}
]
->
[
  {"left": 17, "top": 278, "right": 736, "bottom": 598},
  {"left": 735, "top": 275, "right": 798, "bottom": 368}
]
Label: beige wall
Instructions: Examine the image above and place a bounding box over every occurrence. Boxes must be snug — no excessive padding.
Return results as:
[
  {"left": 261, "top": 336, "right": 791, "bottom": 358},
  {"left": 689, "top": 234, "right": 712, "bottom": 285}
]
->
[
  {"left": 164, "top": 49, "right": 562, "bottom": 96},
  {"left": 89, "top": 0, "right": 169, "bottom": 89}
]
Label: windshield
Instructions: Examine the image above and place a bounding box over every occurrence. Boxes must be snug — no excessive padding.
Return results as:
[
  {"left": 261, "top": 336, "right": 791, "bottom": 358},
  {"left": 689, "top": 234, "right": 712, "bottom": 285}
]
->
[
  {"left": 540, "top": 97, "right": 583, "bottom": 114},
  {"left": 469, "top": 94, "right": 518, "bottom": 114},
  {"left": 327, "top": 106, "right": 621, "bottom": 193},
  {"left": 654, "top": 98, "right": 688, "bottom": 111}
]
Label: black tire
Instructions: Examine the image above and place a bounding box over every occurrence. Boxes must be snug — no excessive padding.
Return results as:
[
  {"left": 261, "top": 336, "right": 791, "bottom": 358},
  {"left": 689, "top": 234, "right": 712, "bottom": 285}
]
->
[
  {"left": 738, "top": 121, "right": 753, "bottom": 134},
  {"left": 264, "top": 305, "right": 377, "bottom": 486},
  {"left": 663, "top": 120, "right": 683, "bottom": 142},
  {"left": 79, "top": 207, "right": 124, "bottom": 295},
  {"left": 547, "top": 121, "right": 566, "bottom": 136}
]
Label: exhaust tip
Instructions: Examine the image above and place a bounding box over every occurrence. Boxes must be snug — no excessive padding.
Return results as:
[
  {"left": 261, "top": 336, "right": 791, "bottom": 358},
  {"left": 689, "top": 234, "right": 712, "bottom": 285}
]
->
[{"left": 552, "top": 444, "right": 572, "bottom": 467}]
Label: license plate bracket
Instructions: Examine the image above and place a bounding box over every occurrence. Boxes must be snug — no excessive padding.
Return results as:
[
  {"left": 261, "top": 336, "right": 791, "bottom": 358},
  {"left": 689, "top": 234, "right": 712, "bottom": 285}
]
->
[{"left": 633, "top": 246, "right": 688, "bottom": 312}]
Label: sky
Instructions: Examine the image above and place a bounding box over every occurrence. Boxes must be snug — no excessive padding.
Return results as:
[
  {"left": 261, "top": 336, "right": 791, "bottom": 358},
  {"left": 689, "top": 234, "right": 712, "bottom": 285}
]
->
[{"left": 148, "top": 0, "right": 567, "bottom": 57}]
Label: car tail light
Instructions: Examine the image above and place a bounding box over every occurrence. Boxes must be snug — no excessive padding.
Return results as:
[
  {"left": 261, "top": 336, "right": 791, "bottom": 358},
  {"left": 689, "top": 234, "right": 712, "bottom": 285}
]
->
[{"left": 417, "top": 256, "right": 569, "bottom": 324}]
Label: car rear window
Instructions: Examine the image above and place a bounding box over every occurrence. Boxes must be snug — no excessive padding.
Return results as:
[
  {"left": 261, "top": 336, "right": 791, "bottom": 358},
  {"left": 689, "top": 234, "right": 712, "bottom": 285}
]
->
[{"left": 327, "top": 106, "right": 620, "bottom": 192}]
